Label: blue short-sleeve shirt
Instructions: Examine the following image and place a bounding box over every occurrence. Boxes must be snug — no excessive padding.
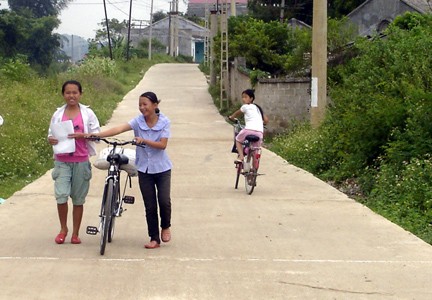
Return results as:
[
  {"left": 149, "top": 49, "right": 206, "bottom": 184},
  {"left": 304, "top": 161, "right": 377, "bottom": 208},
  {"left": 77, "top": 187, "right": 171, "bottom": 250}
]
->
[{"left": 128, "top": 113, "right": 172, "bottom": 174}]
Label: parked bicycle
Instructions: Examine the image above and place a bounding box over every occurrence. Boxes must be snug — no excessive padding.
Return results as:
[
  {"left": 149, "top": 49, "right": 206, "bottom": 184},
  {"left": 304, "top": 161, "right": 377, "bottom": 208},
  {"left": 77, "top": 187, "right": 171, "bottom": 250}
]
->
[
  {"left": 86, "top": 137, "right": 144, "bottom": 255},
  {"left": 229, "top": 118, "right": 262, "bottom": 195}
]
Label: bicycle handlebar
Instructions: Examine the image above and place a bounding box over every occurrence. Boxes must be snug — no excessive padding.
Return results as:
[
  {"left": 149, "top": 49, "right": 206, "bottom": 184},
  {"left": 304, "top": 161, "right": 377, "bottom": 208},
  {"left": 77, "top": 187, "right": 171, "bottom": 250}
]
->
[{"left": 86, "top": 136, "right": 145, "bottom": 148}]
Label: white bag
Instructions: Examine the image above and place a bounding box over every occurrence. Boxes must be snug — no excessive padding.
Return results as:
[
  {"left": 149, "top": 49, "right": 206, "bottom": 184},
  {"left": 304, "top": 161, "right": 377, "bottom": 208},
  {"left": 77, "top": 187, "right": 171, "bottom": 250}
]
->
[{"left": 93, "top": 147, "right": 138, "bottom": 177}]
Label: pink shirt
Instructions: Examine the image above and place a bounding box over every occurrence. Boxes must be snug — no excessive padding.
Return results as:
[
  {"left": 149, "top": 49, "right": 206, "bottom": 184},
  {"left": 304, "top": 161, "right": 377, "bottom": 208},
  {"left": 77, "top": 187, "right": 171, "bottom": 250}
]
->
[{"left": 55, "top": 112, "right": 89, "bottom": 162}]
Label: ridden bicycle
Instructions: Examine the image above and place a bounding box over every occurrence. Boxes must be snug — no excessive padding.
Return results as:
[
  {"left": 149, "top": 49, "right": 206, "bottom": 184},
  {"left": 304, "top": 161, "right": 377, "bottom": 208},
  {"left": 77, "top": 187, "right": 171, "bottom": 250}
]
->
[
  {"left": 229, "top": 118, "right": 262, "bottom": 195},
  {"left": 86, "top": 137, "right": 144, "bottom": 255}
]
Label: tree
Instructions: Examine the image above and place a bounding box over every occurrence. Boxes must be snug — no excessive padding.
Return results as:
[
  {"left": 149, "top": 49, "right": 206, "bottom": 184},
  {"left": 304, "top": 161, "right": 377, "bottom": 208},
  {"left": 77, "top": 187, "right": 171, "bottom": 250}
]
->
[
  {"left": 328, "top": 0, "right": 367, "bottom": 18},
  {"left": 225, "top": 16, "right": 311, "bottom": 75},
  {"left": 248, "top": 0, "right": 367, "bottom": 23},
  {"left": 0, "top": 9, "right": 60, "bottom": 70},
  {"left": 248, "top": 0, "right": 313, "bottom": 24},
  {"left": 152, "top": 10, "right": 167, "bottom": 23},
  {"left": 88, "top": 18, "right": 128, "bottom": 59},
  {"left": 8, "top": 0, "right": 71, "bottom": 18},
  {"left": 94, "top": 18, "right": 127, "bottom": 43}
]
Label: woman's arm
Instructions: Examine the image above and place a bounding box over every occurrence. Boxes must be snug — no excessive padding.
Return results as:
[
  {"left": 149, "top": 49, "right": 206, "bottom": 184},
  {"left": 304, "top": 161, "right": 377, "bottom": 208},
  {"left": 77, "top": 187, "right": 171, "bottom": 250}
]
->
[
  {"left": 228, "top": 109, "right": 242, "bottom": 120},
  {"left": 69, "top": 123, "right": 132, "bottom": 139},
  {"left": 135, "top": 137, "right": 168, "bottom": 150},
  {"left": 263, "top": 114, "right": 269, "bottom": 125}
]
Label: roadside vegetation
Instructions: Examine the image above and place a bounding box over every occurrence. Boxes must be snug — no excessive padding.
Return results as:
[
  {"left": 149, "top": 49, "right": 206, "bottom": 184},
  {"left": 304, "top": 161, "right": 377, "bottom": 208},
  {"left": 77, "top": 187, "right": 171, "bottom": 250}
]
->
[
  {"left": 204, "top": 12, "right": 432, "bottom": 245},
  {"left": 270, "top": 12, "right": 432, "bottom": 244},
  {"left": 0, "top": 55, "right": 177, "bottom": 199}
]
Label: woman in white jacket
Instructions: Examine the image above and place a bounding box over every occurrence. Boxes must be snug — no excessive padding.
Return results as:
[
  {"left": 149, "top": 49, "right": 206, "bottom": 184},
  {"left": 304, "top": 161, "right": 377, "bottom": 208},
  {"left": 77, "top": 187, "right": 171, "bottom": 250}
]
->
[{"left": 48, "top": 80, "right": 100, "bottom": 245}]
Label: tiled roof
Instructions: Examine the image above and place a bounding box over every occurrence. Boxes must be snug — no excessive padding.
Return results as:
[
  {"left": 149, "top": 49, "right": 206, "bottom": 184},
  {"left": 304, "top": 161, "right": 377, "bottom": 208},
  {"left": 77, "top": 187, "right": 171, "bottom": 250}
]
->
[{"left": 402, "top": 0, "right": 432, "bottom": 12}]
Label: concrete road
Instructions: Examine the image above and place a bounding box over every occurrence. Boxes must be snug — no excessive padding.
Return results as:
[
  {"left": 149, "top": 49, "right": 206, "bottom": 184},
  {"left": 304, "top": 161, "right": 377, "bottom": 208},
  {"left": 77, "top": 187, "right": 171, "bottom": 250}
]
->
[{"left": 1, "top": 64, "right": 432, "bottom": 299}]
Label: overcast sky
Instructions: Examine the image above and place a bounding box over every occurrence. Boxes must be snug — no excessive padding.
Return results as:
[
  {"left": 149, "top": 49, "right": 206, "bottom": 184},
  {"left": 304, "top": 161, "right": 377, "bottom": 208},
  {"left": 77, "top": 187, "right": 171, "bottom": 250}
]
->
[
  {"left": 57, "top": 0, "right": 187, "bottom": 39},
  {"left": 0, "top": 0, "right": 187, "bottom": 40}
]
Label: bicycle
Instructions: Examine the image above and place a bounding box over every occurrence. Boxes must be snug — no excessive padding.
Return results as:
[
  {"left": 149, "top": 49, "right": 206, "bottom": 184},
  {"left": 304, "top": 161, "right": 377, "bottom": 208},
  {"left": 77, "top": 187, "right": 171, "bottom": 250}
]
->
[
  {"left": 229, "top": 118, "right": 262, "bottom": 195},
  {"left": 86, "top": 137, "right": 144, "bottom": 255}
]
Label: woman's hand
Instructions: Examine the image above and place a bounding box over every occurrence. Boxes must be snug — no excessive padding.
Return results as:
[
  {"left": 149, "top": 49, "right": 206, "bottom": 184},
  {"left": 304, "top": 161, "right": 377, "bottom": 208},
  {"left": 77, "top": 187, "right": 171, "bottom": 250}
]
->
[
  {"left": 48, "top": 136, "right": 58, "bottom": 145},
  {"left": 134, "top": 137, "right": 146, "bottom": 145}
]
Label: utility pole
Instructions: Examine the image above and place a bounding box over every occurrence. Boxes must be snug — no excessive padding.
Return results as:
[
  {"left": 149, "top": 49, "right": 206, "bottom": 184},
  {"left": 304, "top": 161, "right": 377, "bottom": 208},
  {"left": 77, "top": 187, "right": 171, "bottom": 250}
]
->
[
  {"left": 169, "top": 0, "right": 179, "bottom": 57},
  {"left": 230, "top": 0, "right": 236, "bottom": 16},
  {"left": 209, "top": 9, "right": 218, "bottom": 86},
  {"left": 220, "top": 0, "right": 229, "bottom": 110},
  {"left": 103, "top": 0, "right": 113, "bottom": 60},
  {"left": 126, "top": 0, "right": 132, "bottom": 61},
  {"left": 310, "top": 0, "right": 327, "bottom": 127},
  {"left": 204, "top": 0, "right": 210, "bottom": 66},
  {"left": 71, "top": 35, "right": 74, "bottom": 63},
  {"left": 148, "top": 0, "right": 154, "bottom": 60},
  {"left": 280, "top": 0, "right": 285, "bottom": 23}
]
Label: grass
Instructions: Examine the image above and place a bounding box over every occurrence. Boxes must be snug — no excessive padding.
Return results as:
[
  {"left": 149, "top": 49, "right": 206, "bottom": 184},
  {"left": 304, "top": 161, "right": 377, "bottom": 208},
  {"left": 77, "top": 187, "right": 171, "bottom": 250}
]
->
[{"left": 0, "top": 55, "right": 177, "bottom": 199}]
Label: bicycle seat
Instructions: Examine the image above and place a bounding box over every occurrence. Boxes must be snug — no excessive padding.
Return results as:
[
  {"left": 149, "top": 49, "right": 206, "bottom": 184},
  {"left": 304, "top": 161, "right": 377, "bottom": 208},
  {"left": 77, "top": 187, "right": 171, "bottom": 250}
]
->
[
  {"left": 107, "top": 153, "right": 129, "bottom": 166},
  {"left": 118, "top": 154, "right": 130, "bottom": 166},
  {"left": 245, "top": 135, "right": 260, "bottom": 143}
]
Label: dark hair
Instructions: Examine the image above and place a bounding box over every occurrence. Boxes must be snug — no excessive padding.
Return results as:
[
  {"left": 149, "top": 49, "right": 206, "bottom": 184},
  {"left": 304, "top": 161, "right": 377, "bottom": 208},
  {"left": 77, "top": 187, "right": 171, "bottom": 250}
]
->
[
  {"left": 140, "top": 91, "right": 160, "bottom": 114},
  {"left": 243, "top": 89, "right": 265, "bottom": 121},
  {"left": 62, "top": 80, "right": 82, "bottom": 94},
  {"left": 242, "top": 89, "right": 255, "bottom": 101},
  {"left": 140, "top": 91, "right": 159, "bottom": 104}
]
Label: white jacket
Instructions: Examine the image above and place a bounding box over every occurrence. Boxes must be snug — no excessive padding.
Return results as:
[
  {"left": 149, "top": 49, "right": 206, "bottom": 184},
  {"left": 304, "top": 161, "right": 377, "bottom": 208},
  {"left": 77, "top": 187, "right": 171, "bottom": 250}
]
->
[{"left": 48, "top": 103, "right": 100, "bottom": 156}]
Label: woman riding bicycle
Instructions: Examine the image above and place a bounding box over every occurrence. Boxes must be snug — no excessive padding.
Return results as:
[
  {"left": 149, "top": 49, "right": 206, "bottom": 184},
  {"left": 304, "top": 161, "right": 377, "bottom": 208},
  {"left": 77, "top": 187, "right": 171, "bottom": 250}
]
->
[{"left": 228, "top": 89, "right": 269, "bottom": 163}]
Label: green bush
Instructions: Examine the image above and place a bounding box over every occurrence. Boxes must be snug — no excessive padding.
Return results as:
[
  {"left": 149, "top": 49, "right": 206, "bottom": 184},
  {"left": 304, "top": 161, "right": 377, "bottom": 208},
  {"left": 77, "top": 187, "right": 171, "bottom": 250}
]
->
[
  {"left": 268, "top": 12, "right": 432, "bottom": 244},
  {"left": 0, "top": 55, "right": 36, "bottom": 82},
  {"left": 68, "top": 57, "right": 118, "bottom": 77}
]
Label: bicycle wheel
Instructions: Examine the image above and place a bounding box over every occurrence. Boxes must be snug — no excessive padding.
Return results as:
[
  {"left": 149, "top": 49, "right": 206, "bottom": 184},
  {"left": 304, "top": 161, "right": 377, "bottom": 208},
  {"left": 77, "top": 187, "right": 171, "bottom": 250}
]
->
[
  {"left": 244, "top": 151, "right": 256, "bottom": 195},
  {"left": 108, "top": 180, "right": 120, "bottom": 243},
  {"left": 100, "top": 179, "right": 113, "bottom": 255},
  {"left": 235, "top": 161, "right": 242, "bottom": 189}
]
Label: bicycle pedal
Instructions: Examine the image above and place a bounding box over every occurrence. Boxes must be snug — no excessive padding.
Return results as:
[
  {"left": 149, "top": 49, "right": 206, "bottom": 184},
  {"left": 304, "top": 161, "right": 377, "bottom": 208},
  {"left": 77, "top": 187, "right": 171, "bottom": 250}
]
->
[
  {"left": 86, "top": 226, "right": 98, "bottom": 235},
  {"left": 123, "top": 196, "right": 135, "bottom": 204}
]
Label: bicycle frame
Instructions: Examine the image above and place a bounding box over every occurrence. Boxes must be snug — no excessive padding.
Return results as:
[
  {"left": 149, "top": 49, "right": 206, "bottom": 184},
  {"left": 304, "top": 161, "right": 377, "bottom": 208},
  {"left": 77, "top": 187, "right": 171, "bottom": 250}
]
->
[
  {"left": 230, "top": 118, "right": 262, "bottom": 195},
  {"left": 86, "top": 138, "right": 141, "bottom": 255},
  {"left": 242, "top": 137, "right": 261, "bottom": 195}
]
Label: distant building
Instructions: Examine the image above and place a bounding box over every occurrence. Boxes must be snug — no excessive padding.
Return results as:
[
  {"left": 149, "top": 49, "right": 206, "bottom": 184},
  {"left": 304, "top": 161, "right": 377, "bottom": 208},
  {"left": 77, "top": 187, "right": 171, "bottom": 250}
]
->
[
  {"left": 348, "top": 0, "right": 432, "bottom": 36},
  {"left": 128, "top": 16, "right": 209, "bottom": 63},
  {"left": 187, "top": 0, "right": 248, "bottom": 18},
  {"left": 60, "top": 34, "right": 89, "bottom": 63}
]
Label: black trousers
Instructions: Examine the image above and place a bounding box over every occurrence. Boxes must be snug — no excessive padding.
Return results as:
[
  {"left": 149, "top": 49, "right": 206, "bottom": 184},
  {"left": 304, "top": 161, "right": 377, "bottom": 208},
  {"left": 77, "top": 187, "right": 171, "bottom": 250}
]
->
[{"left": 138, "top": 169, "right": 172, "bottom": 244}]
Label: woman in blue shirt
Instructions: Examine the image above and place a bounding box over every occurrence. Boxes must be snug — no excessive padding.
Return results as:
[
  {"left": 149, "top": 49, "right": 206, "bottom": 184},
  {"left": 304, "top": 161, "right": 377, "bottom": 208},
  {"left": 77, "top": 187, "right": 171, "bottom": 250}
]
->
[{"left": 72, "top": 91, "right": 172, "bottom": 249}]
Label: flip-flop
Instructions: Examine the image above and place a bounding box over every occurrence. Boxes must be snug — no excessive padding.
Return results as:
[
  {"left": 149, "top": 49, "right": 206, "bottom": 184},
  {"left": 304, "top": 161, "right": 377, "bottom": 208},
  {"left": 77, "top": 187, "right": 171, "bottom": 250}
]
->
[{"left": 55, "top": 233, "right": 67, "bottom": 244}]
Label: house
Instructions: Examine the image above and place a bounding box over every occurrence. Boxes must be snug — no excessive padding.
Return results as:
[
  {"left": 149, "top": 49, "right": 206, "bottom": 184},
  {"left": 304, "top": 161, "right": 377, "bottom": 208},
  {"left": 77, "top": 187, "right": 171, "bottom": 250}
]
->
[
  {"left": 187, "top": 0, "right": 248, "bottom": 18},
  {"left": 287, "top": 18, "right": 311, "bottom": 30},
  {"left": 127, "top": 16, "right": 209, "bottom": 63},
  {"left": 348, "top": 0, "right": 432, "bottom": 36}
]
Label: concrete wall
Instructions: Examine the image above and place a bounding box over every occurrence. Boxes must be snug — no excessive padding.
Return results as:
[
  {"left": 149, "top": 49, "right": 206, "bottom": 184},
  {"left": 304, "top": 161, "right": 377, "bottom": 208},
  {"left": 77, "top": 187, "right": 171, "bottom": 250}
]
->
[{"left": 229, "top": 59, "right": 311, "bottom": 135}]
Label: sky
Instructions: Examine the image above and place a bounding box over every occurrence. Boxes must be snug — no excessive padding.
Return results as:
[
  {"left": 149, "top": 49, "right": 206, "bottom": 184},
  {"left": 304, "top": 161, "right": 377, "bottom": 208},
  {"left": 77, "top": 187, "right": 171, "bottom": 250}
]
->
[
  {"left": 57, "top": 0, "right": 187, "bottom": 39},
  {"left": 0, "top": 0, "right": 187, "bottom": 40}
]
